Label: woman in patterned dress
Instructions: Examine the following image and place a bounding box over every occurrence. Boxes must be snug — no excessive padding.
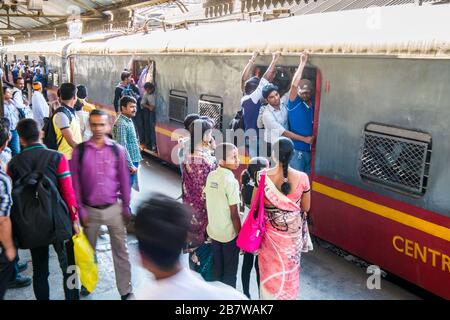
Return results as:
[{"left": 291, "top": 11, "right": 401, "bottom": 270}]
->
[
  {"left": 182, "top": 118, "right": 216, "bottom": 280},
  {"left": 254, "top": 137, "right": 312, "bottom": 300}
]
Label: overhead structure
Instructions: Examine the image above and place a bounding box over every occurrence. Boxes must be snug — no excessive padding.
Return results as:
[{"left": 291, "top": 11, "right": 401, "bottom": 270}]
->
[
  {"left": 0, "top": 0, "right": 174, "bottom": 42},
  {"left": 0, "top": 0, "right": 447, "bottom": 44}
]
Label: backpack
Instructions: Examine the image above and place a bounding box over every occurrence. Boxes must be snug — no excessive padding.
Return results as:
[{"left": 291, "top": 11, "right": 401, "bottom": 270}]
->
[
  {"left": 10, "top": 152, "right": 72, "bottom": 249},
  {"left": 77, "top": 141, "right": 120, "bottom": 168},
  {"left": 43, "top": 107, "right": 73, "bottom": 150},
  {"left": 121, "top": 84, "right": 139, "bottom": 100},
  {"left": 229, "top": 109, "right": 245, "bottom": 132}
]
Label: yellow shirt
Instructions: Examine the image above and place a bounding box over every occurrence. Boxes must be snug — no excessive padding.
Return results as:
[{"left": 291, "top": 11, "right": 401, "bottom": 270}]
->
[
  {"left": 53, "top": 110, "right": 82, "bottom": 160},
  {"left": 80, "top": 99, "right": 96, "bottom": 113},
  {"left": 204, "top": 166, "right": 241, "bottom": 243}
]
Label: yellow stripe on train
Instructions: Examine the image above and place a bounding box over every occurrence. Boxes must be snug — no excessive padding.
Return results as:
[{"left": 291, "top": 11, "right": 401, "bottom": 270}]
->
[{"left": 312, "top": 181, "right": 450, "bottom": 242}]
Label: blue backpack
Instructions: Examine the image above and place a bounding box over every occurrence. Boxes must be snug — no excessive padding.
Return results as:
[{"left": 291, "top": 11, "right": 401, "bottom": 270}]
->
[{"left": 121, "top": 84, "right": 139, "bottom": 100}]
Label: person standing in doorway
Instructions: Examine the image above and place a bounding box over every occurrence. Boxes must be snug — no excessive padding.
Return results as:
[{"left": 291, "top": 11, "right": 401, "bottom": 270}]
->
[
  {"left": 287, "top": 53, "right": 315, "bottom": 176},
  {"left": 141, "top": 82, "right": 157, "bottom": 152}
]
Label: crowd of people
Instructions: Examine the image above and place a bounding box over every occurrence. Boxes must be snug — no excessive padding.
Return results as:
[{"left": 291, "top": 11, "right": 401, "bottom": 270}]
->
[
  {"left": 177, "top": 51, "right": 314, "bottom": 300},
  {"left": 1, "top": 59, "right": 49, "bottom": 102},
  {"left": 0, "top": 50, "right": 314, "bottom": 301}
]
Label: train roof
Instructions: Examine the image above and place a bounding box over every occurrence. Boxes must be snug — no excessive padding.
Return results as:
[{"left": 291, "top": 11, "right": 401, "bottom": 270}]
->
[{"left": 5, "top": 4, "right": 450, "bottom": 58}]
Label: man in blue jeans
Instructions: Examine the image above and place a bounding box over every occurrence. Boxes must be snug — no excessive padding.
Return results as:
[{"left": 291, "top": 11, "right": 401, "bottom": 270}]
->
[{"left": 287, "top": 53, "right": 315, "bottom": 176}]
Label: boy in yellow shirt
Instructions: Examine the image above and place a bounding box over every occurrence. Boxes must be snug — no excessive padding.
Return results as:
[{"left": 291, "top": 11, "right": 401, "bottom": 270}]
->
[{"left": 204, "top": 143, "right": 241, "bottom": 288}]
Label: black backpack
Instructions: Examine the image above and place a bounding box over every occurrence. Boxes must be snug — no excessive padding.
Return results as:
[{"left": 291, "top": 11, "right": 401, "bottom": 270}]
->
[
  {"left": 77, "top": 141, "right": 120, "bottom": 167},
  {"left": 43, "top": 107, "right": 73, "bottom": 150},
  {"left": 229, "top": 109, "right": 245, "bottom": 131},
  {"left": 10, "top": 152, "right": 72, "bottom": 249}
]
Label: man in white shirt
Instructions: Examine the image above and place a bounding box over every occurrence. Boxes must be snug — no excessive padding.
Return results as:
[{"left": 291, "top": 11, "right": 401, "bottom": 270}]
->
[
  {"left": 11, "top": 77, "right": 29, "bottom": 109},
  {"left": 261, "top": 84, "right": 312, "bottom": 158},
  {"left": 31, "top": 82, "right": 49, "bottom": 130},
  {"left": 133, "top": 193, "right": 247, "bottom": 300},
  {"left": 240, "top": 52, "right": 280, "bottom": 158}
]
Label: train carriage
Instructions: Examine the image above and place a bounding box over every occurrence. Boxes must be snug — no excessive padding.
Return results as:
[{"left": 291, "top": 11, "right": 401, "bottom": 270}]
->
[{"left": 3, "top": 4, "right": 450, "bottom": 298}]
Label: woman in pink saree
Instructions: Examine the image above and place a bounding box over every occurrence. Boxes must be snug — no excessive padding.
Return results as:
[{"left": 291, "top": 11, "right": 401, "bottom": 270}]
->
[{"left": 255, "top": 137, "right": 312, "bottom": 300}]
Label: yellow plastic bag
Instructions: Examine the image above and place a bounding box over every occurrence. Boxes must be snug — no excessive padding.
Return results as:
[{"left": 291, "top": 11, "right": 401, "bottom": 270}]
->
[{"left": 73, "top": 229, "right": 98, "bottom": 293}]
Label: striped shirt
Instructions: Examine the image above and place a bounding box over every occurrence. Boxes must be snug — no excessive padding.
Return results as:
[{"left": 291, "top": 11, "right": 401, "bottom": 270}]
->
[
  {"left": 0, "top": 169, "right": 12, "bottom": 217},
  {"left": 112, "top": 114, "right": 142, "bottom": 168}
]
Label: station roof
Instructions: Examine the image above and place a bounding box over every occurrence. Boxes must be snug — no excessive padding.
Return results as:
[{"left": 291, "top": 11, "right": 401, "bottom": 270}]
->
[
  {"left": 0, "top": 0, "right": 173, "bottom": 36},
  {"left": 6, "top": 4, "right": 449, "bottom": 58}
]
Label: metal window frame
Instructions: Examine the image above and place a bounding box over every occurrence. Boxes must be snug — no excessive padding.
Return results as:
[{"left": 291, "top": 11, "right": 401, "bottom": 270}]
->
[
  {"left": 358, "top": 123, "right": 432, "bottom": 197},
  {"left": 169, "top": 89, "right": 188, "bottom": 124},
  {"left": 198, "top": 94, "right": 224, "bottom": 130}
]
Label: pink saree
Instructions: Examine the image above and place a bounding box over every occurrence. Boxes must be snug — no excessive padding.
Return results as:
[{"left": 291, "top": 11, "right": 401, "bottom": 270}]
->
[{"left": 258, "top": 171, "right": 312, "bottom": 300}]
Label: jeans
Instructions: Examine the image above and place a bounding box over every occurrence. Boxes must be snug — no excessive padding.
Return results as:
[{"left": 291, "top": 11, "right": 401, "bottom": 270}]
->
[
  {"left": 290, "top": 149, "right": 311, "bottom": 176},
  {"left": 130, "top": 161, "right": 140, "bottom": 190},
  {"left": 211, "top": 238, "right": 240, "bottom": 288},
  {"left": 0, "top": 249, "right": 14, "bottom": 299},
  {"left": 241, "top": 253, "right": 260, "bottom": 299},
  {"left": 133, "top": 109, "right": 145, "bottom": 145},
  {"left": 143, "top": 108, "right": 157, "bottom": 149},
  {"left": 30, "top": 240, "right": 79, "bottom": 300},
  {"left": 8, "top": 130, "right": 20, "bottom": 157}
]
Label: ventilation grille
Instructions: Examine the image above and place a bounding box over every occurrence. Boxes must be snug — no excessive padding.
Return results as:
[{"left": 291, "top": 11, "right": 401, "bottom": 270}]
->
[
  {"left": 359, "top": 127, "right": 431, "bottom": 196},
  {"left": 169, "top": 94, "right": 187, "bottom": 123},
  {"left": 198, "top": 99, "right": 223, "bottom": 130}
]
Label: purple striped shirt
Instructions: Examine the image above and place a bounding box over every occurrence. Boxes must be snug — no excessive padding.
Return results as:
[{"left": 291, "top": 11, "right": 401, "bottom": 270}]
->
[{"left": 70, "top": 138, "right": 131, "bottom": 219}]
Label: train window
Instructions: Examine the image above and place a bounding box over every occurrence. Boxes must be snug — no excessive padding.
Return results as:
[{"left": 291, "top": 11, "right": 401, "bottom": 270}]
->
[
  {"left": 198, "top": 94, "right": 223, "bottom": 130},
  {"left": 359, "top": 123, "right": 432, "bottom": 196},
  {"left": 132, "top": 60, "right": 155, "bottom": 84},
  {"left": 169, "top": 89, "right": 188, "bottom": 124}
]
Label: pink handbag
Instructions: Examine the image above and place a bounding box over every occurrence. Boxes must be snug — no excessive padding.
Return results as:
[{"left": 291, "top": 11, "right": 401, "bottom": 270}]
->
[{"left": 237, "top": 172, "right": 266, "bottom": 253}]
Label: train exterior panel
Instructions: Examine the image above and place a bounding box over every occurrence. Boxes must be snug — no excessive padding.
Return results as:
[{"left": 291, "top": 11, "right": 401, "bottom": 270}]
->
[{"left": 311, "top": 56, "right": 450, "bottom": 298}]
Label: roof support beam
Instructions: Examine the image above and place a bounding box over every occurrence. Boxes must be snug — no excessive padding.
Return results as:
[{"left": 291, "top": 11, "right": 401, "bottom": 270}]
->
[{"left": 0, "top": 13, "right": 104, "bottom": 19}]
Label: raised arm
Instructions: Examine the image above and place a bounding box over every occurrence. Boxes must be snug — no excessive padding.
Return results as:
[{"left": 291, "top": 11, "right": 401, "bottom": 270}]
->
[
  {"left": 241, "top": 51, "right": 259, "bottom": 93},
  {"left": 289, "top": 52, "right": 309, "bottom": 102},
  {"left": 262, "top": 52, "right": 281, "bottom": 82}
]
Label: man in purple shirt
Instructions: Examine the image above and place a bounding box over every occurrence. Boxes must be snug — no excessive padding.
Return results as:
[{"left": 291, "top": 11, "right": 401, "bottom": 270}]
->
[{"left": 70, "top": 109, "right": 133, "bottom": 300}]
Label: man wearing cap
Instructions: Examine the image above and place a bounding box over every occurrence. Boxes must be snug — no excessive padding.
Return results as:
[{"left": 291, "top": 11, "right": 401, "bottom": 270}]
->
[
  {"left": 261, "top": 83, "right": 313, "bottom": 158},
  {"left": 240, "top": 52, "right": 281, "bottom": 158},
  {"left": 31, "top": 82, "right": 49, "bottom": 130},
  {"left": 287, "top": 53, "right": 315, "bottom": 175}
]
